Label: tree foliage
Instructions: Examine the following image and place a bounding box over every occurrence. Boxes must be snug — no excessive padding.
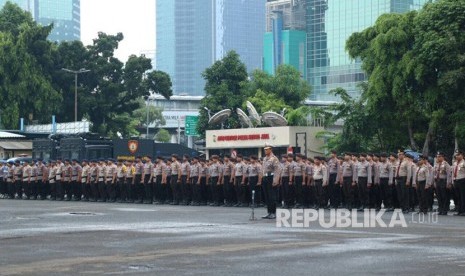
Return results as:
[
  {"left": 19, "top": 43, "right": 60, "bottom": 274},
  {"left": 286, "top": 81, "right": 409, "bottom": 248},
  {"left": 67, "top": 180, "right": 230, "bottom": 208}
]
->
[
  {"left": 0, "top": 2, "right": 173, "bottom": 137},
  {"left": 155, "top": 129, "right": 171, "bottom": 142},
  {"left": 334, "top": 0, "right": 465, "bottom": 156}
]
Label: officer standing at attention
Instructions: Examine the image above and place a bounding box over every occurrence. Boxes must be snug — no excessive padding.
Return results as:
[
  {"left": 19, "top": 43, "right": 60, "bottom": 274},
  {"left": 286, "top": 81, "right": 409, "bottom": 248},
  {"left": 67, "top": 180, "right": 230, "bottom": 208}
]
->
[
  {"left": 452, "top": 151, "right": 465, "bottom": 216},
  {"left": 327, "top": 150, "right": 340, "bottom": 208},
  {"left": 262, "top": 143, "right": 280, "bottom": 219}
]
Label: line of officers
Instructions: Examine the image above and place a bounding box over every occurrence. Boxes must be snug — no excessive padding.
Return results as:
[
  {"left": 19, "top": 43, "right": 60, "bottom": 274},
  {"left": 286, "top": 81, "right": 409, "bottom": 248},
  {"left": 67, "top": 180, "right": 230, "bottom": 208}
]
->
[{"left": 0, "top": 148, "right": 464, "bottom": 218}]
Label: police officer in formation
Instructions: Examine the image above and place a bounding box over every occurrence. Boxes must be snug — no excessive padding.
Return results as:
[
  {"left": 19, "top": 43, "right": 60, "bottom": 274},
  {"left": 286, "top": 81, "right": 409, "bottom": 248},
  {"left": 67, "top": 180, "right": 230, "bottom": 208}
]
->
[{"left": 1, "top": 147, "right": 464, "bottom": 217}]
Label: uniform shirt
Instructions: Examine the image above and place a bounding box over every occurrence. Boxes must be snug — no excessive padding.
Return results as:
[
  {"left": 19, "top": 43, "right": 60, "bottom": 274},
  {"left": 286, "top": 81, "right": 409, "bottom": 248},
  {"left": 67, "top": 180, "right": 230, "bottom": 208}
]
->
[
  {"left": 22, "top": 164, "right": 32, "bottom": 180},
  {"left": 116, "top": 164, "right": 126, "bottom": 178},
  {"left": 143, "top": 162, "right": 153, "bottom": 175},
  {"left": 48, "top": 166, "right": 56, "bottom": 183},
  {"left": 234, "top": 161, "right": 246, "bottom": 177},
  {"left": 189, "top": 163, "right": 201, "bottom": 178},
  {"left": 200, "top": 165, "right": 208, "bottom": 177},
  {"left": 413, "top": 164, "right": 433, "bottom": 187},
  {"left": 14, "top": 165, "right": 22, "bottom": 179},
  {"left": 434, "top": 161, "right": 451, "bottom": 183},
  {"left": 125, "top": 165, "right": 135, "bottom": 178},
  {"left": 338, "top": 161, "right": 354, "bottom": 182},
  {"left": 395, "top": 159, "right": 412, "bottom": 180},
  {"left": 106, "top": 164, "right": 117, "bottom": 181},
  {"left": 327, "top": 158, "right": 339, "bottom": 175},
  {"left": 313, "top": 164, "right": 328, "bottom": 184},
  {"left": 171, "top": 161, "right": 181, "bottom": 176},
  {"left": 135, "top": 162, "right": 144, "bottom": 175},
  {"left": 222, "top": 161, "right": 234, "bottom": 176},
  {"left": 55, "top": 163, "right": 64, "bottom": 180},
  {"left": 181, "top": 162, "right": 190, "bottom": 176},
  {"left": 291, "top": 161, "right": 306, "bottom": 177},
  {"left": 262, "top": 154, "right": 280, "bottom": 185},
  {"left": 248, "top": 163, "right": 262, "bottom": 177},
  {"left": 354, "top": 160, "right": 372, "bottom": 184},
  {"left": 97, "top": 164, "right": 106, "bottom": 180},
  {"left": 30, "top": 164, "right": 38, "bottom": 181},
  {"left": 164, "top": 164, "right": 172, "bottom": 177},
  {"left": 62, "top": 164, "right": 72, "bottom": 181},
  {"left": 37, "top": 164, "right": 45, "bottom": 181},
  {"left": 81, "top": 165, "right": 90, "bottom": 183},
  {"left": 306, "top": 164, "right": 314, "bottom": 181},
  {"left": 154, "top": 163, "right": 164, "bottom": 177},
  {"left": 376, "top": 161, "right": 393, "bottom": 185},
  {"left": 209, "top": 162, "right": 222, "bottom": 177},
  {"left": 452, "top": 159, "right": 465, "bottom": 181},
  {"left": 72, "top": 164, "right": 81, "bottom": 181},
  {"left": 280, "top": 161, "right": 291, "bottom": 177}
]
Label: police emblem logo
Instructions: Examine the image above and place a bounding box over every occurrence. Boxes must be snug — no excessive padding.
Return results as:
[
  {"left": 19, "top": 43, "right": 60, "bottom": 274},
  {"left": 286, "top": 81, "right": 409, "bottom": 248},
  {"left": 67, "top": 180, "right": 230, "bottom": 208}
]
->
[{"left": 128, "top": 140, "right": 138, "bottom": 154}]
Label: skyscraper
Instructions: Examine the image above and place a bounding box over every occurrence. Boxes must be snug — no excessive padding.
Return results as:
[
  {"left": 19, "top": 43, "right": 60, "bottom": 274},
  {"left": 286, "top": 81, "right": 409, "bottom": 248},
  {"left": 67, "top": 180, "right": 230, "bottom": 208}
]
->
[
  {"left": 0, "top": 0, "right": 80, "bottom": 42},
  {"left": 305, "top": 0, "right": 429, "bottom": 101},
  {"left": 156, "top": 0, "right": 266, "bottom": 96},
  {"left": 263, "top": 0, "right": 307, "bottom": 77}
]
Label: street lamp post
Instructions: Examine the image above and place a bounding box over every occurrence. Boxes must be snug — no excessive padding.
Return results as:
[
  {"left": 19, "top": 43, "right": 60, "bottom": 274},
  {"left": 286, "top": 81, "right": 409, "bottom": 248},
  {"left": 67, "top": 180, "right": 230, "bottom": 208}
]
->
[{"left": 62, "top": 68, "right": 91, "bottom": 122}]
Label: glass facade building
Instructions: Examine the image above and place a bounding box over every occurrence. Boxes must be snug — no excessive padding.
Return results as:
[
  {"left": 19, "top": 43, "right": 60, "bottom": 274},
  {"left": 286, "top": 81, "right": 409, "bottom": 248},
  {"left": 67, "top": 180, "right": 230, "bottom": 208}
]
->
[
  {"left": 263, "top": 0, "right": 307, "bottom": 76},
  {"left": 306, "top": 0, "right": 429, "bottom": 101},
  {"left": 0, "top": 0, "right": 80, "bottom": 42},
  {"left": 156, "top": 0, "right": 266, "bottom": 96}
]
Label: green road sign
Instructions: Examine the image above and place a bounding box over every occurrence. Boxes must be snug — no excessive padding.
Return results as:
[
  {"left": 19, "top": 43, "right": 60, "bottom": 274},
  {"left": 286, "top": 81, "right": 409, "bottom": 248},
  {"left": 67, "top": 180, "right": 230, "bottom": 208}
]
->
[{"left": 185, "top": 116, "right": 199, "bottom": 136}]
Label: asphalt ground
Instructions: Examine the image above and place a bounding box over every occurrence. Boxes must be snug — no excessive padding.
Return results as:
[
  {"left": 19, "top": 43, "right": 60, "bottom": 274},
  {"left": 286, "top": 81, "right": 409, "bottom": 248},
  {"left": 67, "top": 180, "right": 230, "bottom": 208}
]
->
[{"left": 0, "top": 200, "right": 465, "bottom": 276}]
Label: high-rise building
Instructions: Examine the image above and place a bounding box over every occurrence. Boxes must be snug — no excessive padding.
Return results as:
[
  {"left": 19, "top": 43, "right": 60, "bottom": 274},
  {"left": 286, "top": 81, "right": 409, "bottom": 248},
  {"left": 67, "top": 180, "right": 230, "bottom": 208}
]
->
[
  {"left": 263, "top": 0, "right": 307, "bottom": 77},
  {"left": 306, "top": 0, "right": 429, "bottom": 101},
  {"left": 0, "top": 0, "right": 80, "bottom": 42},
  {"left": 156, "top": 0, "right": 266, "bottom": 96}
]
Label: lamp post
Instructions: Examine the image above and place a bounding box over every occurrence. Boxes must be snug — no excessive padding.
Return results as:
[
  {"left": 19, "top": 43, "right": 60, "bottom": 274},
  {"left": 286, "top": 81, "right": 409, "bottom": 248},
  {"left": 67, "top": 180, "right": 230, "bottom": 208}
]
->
[{"left": 62, "top": 68, "right": 90, "bottom": 122}]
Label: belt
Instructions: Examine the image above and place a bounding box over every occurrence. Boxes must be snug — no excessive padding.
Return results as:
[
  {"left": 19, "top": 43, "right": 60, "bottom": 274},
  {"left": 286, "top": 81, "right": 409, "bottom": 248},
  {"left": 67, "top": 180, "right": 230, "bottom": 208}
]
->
[{"left": 265, "top": 173, "right": 274, "bottom": 177}]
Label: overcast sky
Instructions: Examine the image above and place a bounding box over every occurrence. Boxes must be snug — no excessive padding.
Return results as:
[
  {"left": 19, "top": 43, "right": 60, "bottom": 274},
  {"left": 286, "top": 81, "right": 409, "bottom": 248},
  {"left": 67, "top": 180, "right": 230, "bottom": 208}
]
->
[{"left": 81, "top": 0, "right": 156, "bottom": 62}]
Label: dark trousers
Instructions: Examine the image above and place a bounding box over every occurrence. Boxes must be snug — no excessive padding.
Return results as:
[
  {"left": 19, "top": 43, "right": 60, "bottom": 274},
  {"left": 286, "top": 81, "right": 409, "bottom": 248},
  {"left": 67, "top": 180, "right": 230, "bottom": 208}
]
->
[
  {"left": 357, "top": 177, "right": 369, "bottom": 208},
  {"left": 143, "top": 174, "right": 152, "bottom": 203},
  {"left": 90, "top": 181, "right": 99, "bottom": 201},
  {"left": 7, "top": 180, "right": 15, "bottom": 198},
  {"left": 181, "top": 175, "right": 191, "bottom": 203},
  {"left": 125, "top": 178, "right": 134, "bottom": 202},
  {"left": 15, "top": 180, "right": 22, "bottom": 197},
  {"left": 417, "top": 180, "right": 429, "bottom": 212},
  {"left": 134, "top": 174, "right": 143, "bottom": 202},
  {"left": 72, "top": 180, "right": 81, "bottom": 199},
  {"left": 22, "top": 181, "right": 31, "bottom": 198},
  {"left": 281, "top": 176, "right": 292, "bottom": 206},
  {"left": 435, "top": 179, "right": 448, "bottom": 212},
  {"left": 263, "top": 175, "right": 278, "bottom": 214},
  {"left": 29, "top": 181, "right": 38, "bottom": 198},
  {"left": 82, "top": 181, "right": 91, "bottom": 200},
  {"left": 154, "top": 175, "right": 165, "bottom": 203},
  {"left": 63, "top": 180, "right": 72, "bottom": 199},
  {"left": 396, "top": 177, "right": 409, "bottom": 211},
  {"left": 108, "top": 182, "right": 117, "bottom": 201},
  {"left": 370, "top": 184, "right": 381, "bottom": 208},
  {"left": 170, "top": 175, "right": 181, "bottom": 204},
  {"left": 191, "top": 177, "right": 200, "bottom": 203},
  {"left": 234, "top": 176, "right": 243, "bottom": 204},
  {"left": 294, "top": 176, "right": 304, "bottom": 207},
  {"left": 342, "top": 177, "right": 354, "bottom": 208},
  {"left": 379, "top": 178, "right": 392, "bottom": 209},
  {"left": 37, "top": 180, "right": 47, "bottom": 199},
  {"left": 455, "top": 179, "right": 465, "bottom": 214},
  {"left": 210, "top": 176, "right": 221, "bottom": 205},
  {"left": 327, "top": 173, "right": 339, "bottom": 207},
  {"left": 303, "top": 183, "right": 314, "bottom": 208},
  {"left": 199, "top": 177, "right": 207, "bottom": 204},
  {"left": 97, "top": 181, "right": 107, "bottom": 201},
  {"left": 314, "top": 179, "right": 325, "bottom": 207},
  {"left": 223, "top": 175, "right": 234, "bottom": 204}
]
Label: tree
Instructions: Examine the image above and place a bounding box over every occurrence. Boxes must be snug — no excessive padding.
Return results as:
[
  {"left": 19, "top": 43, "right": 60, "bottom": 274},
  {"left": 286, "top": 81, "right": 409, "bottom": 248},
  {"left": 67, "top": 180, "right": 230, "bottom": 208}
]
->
[
  {"left": 244, "top": 65, "right": 312, "bottom": 126},
  {"left": 155, "top": 129, "right": 171, "bottom": 142},
  {"left": 132, "top": 98, "right": 166, "bottom": 132},
  {"left": 0, "top": 2, "right": 61, "bottom": 128},
  {"left": 197, "top": 51, "right": 249, "bottom": 137},
  {"left": 53, "top": 33, "right": 173, "bottom": 136}
]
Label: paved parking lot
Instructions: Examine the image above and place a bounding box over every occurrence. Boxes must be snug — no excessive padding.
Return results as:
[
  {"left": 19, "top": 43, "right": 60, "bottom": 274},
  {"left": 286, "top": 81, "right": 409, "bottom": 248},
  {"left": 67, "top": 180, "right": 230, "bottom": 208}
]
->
[{"left": 1, "top": 200, "right": 465, "bottom": 275}]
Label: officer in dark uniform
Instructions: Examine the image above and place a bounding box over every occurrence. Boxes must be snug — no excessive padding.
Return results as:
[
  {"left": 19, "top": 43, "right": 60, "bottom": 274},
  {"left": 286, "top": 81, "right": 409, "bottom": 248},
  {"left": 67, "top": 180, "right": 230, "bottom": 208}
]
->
[{"left": 262, "top": 143, "right": 281, "bottom": 219}]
